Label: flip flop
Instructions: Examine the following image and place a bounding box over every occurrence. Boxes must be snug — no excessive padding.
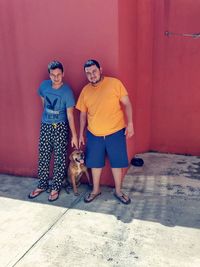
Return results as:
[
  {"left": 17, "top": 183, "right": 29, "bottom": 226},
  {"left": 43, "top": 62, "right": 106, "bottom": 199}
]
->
[
  {"left": 114, "top": 192, "right": 131, "bottom": 205},
  {"left": 28, "top": 188, "right": 46, "bottom": 199},
  {"left": 48, "top": 191, "right": 59, "bottom": 202},
  {"left": 84, "top": 192, "right": 101, "bottom": 203}
]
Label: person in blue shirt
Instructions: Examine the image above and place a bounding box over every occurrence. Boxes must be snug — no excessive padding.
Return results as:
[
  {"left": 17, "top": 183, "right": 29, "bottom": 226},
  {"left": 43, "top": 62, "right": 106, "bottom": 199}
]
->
[{"left": 29, "top": 60, "right": 78, "bottom": 201}]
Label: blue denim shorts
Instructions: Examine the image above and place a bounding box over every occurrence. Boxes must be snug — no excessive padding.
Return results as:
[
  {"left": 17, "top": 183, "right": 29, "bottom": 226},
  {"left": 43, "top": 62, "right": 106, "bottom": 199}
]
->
[{"left": 86, "top": 128, "right": 129, "bottom": 168}]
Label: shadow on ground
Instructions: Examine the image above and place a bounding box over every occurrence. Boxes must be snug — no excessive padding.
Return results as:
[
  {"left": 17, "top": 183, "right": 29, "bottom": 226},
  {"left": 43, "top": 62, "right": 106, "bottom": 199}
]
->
[{"left": 0, "top": 153, "right": 200, "bottom": 227}]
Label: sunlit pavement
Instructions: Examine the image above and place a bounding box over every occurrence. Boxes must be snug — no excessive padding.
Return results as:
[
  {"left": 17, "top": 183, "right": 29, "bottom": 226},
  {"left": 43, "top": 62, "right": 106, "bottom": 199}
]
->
[{"left": 0, "top": 152, "right": 200, "bottom": 267}]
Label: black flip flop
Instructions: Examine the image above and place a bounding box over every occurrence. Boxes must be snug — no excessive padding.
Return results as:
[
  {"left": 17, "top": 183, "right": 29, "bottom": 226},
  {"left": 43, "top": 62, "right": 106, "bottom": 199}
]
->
[
  {"left": 48, "top": 191, "right": 59, "bottom": 202},
  {"left": 28, "top": 189, "right": 46, "bottom": 199},
  {"left": 114, "top": 192, "right": 131, "bottom": 205},
  {"left": 84, "top": 192, "right": 101, "bottom": 203}
]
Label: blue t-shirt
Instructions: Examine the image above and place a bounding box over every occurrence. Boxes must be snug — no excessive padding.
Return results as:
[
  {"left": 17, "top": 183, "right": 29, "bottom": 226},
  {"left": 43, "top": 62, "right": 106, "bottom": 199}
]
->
[{"left": 38, "top": 80, "right": 75, "bottom": 123}]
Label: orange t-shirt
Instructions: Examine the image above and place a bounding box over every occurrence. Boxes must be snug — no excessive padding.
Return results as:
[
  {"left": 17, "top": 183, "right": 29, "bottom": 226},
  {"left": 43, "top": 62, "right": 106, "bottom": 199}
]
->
[{"left": 76, "top": 77, "right": 128, "bottom": 136}]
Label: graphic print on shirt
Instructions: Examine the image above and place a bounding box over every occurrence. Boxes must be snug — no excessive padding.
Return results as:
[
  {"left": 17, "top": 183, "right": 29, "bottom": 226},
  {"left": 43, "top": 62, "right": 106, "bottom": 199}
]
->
[{"left": 45, "top": 93, "right": 62, "bottom": 120}]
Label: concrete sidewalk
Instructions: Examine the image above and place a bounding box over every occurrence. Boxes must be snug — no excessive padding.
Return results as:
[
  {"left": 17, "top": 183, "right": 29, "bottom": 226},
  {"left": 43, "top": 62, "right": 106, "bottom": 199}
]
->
[{"left": 0, "top": 152, "right": 200, "bottom": 267}]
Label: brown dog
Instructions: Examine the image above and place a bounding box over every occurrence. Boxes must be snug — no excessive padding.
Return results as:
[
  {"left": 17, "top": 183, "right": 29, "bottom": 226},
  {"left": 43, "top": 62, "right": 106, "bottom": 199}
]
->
[{"left": 67, "top": 150, "right": 91, "bottom": 195}]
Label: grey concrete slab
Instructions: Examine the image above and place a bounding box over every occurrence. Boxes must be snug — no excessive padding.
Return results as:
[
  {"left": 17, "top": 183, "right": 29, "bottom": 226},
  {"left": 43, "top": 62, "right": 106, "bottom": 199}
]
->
[
  {"left": 0, "top": 175, "right": 89, "bottom": 267},
  {"left": 0, "top": 153, "right": 200, "bottom": 267}
]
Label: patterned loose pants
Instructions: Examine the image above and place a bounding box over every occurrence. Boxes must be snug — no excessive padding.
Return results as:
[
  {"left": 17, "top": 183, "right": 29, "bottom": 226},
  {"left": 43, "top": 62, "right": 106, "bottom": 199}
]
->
[{"left": 37, "top": 122, "right": 68, "bottom": 191}]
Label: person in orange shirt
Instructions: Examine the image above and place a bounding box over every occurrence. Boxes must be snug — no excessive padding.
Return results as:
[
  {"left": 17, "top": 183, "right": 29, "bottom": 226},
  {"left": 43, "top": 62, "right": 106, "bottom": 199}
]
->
[{"left": 76, "top": 59, "right": 134, "bottom": 204}]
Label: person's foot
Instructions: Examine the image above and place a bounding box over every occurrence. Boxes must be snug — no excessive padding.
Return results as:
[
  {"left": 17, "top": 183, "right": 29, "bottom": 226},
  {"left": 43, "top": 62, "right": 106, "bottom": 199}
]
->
[
  {"left": 114, "top": 191, "right": 131, "bottom": 205},
  {"left": 48, "top": 190, "right": 59, "bottom": 202},
  {"left": 84, "top": 191, "right": 101, "bottom": 203},
  {"left": 28, "top": 188, "right": 46, "bottom": 199}
]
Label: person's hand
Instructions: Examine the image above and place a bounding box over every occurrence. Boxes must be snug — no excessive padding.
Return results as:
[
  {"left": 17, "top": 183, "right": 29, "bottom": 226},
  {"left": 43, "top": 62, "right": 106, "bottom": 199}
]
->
[
  {"left": 78, "top": 135, "right": 85, "bottom": 148},
  {"left": 71, "top": 135, "right": 78, "bottom": 149},
  {"left": 125, "top": 122, "right": 134, "bottom": 138}
]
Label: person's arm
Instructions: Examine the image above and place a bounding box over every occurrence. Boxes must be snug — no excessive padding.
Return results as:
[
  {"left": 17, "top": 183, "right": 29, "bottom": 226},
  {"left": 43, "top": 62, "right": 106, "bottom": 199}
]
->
[
  {"left": 67, "top": 107, "right": 78, "bottom": 148},
  {"left": 120, "top": 95, "right": 134, "bottom": 138},
  {"left": 40, "top": 97, "right": 44, "bottom": 106},
  {"left": 79, "top": 111, "right": 87, "bottom": 147}
]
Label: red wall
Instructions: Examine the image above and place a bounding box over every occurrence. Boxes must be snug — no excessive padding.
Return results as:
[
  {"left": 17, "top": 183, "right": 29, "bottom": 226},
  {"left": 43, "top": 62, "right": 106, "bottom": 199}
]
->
[
  {"left": 1, "top": 0, "right": 200, "bottom": 185},
  {"left": 0, "top": 0, "right": 137, "bottom": 185},
  {"left": 151, "top": 0, "right": 200, "bottom": 155}
]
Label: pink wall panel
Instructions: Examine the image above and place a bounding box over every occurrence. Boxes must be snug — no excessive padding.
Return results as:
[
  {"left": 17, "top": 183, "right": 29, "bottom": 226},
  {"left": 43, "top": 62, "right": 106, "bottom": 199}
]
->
[
  {"left": 151, "top": 0, "right": 200, "bottom": 155},
  {"left": 133, "top": 1, "right": 153, "bottom": 153},
  {"left": 1, "top": 0, "right": 199, "bottom": 185},
  {"left": 0, "top": 0, "right": 120, "bottom": 182},
  {"left": 0, "top": 0, "right": 137, "bottom": 185},
  {"left": 118, "top": 0, "right": 153, "bottom": 155},
  {"left": 118, "top": 0, "right": 137, "bottom": 159}
]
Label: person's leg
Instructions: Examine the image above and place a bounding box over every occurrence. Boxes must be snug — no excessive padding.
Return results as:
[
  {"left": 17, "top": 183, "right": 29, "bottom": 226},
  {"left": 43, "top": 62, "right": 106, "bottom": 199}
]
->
[
  {"left": 50, "top": 123, "right": 68, "bottom": 201},
  {"left": 37, "top": 123, "right": 53, "bottom": 189},
  {"left": 111, "top": 167, "right": 131, "bottom": 204},
  {"left": 84, "top": 131, "right": 105, "bottom": 202},
  {"left": 29, "top": 123, "right": 53, "bottom": 198},
  {"left": 91, "top": 168, "right": 102, "bottom": 194},
  {"left": 111, "top": 168, "right": 122, "bottom": 195},
  {"left": 84, "top": 168, "right": 102, "bottom": 202},
  {"left": 106, "top": 129, "right": 131, "bottom": 204}
]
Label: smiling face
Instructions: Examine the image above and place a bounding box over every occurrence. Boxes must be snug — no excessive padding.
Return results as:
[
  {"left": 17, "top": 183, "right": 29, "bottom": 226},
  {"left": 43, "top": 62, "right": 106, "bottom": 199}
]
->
[
  {"left": 49, "top": 68, "right": 64, "bottom": 89},
  {"left": 84, "top": 65, "right": 102, "bottom": 85}
]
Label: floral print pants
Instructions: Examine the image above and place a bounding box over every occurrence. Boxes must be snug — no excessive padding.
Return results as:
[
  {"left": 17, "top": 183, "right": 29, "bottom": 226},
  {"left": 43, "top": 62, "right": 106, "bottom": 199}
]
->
[{"left": 37, "top": 122, "right": 68, "bottom": 191}]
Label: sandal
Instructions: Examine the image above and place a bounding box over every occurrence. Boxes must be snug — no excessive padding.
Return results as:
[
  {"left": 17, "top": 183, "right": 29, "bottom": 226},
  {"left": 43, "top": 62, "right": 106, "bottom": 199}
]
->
[
  {"left": 84, "top": 192, "right": 101, "bottom": 203},
  {"left": 48, "top": 191, "right": 59, "bottom": 202},
  {"left": 114, "top": 192, "right": 131, "bottom": 205},
  {"left": 28, "top": 188, "right": 46, "bottom": 199}
]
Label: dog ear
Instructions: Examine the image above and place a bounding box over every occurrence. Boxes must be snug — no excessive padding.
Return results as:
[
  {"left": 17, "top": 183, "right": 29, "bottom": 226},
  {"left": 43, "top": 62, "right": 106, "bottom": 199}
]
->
[{"left": 69, "top": 152, "right": 74, "bottom": 161}]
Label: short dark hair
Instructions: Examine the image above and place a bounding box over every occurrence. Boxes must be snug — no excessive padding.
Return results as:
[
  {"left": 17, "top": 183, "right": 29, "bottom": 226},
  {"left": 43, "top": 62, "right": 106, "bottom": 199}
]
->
[
  {"left": 48, "top": 60, "right": 64, "bottom": 73},
  {"left": 84, "top": 59, "right": 100, "bottom": 70}
]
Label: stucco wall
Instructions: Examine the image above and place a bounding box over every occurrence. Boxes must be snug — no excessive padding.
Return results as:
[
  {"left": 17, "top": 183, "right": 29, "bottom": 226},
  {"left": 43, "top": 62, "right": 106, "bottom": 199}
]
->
[
  {"left": 151, "top": 0, "right": 200, "bottom": 155},
  {"left": 0, "top": 0, "right": 199, "bottom": 186},
  {"left": 0, "top": 0, "right": 137, "bottom": 185}
]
